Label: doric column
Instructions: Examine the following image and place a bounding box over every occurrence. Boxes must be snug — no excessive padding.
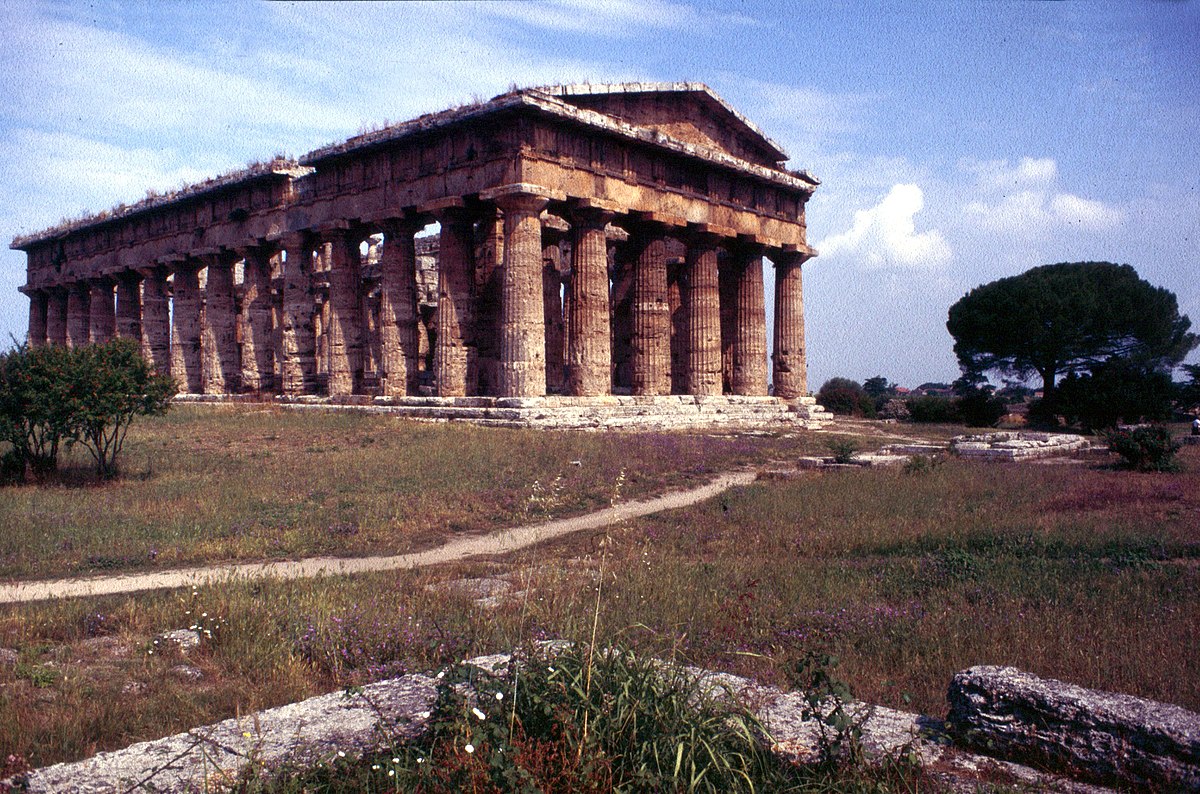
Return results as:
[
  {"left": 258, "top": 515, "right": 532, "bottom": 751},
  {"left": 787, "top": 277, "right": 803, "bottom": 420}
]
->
[
  {"left": 565, "top": 204, "right": 615, "bottom": 396},
  {"left": 429, "top": 201, "right": 476, "bottom": 397},
  {"left": 140, "top": 267, "right": 171, "bottom": 373},
  {"left": 772, "top": 251, "right": 811, "bottom": 399},
  {"left": 26, "top": 291, "right": 48, "bottom": 347},
  {"left": 46, "top": 289, "right": 68, "bottom": 346},
  {"left": 324, "top": 229, "right": 364, "bottom": 396},
  {"left": 484, "top": 186, "right": 552, "bottom": 398},
  {"left": 240, "top": 246, "right": 275, "bottom": 392},
  {"left": 732, "top": 245, "right": 768, "bottom": 395},
  {"left": 66, "top": 283, "right": 90, "bottom": 348},
  {"left": 115, "top": 273, "right": 142, "bottom": 342},
  {"left": 89, "top": 279, "right": 116, "bottom": 343},
  {"left": 542, "top": 230, "right": 566, "bottom": 394},
  {"left": 280, "top": 234, "right": 317, "bottom": 395},
  {"left": 668, "top": 261, "right": 686, "bottom": 395},
  {"left": 170, "top": 261, "right": 203, "bottom": 393},
  {"left": 684, "top": 232, "right": 723, "bottom": 396},
  {"left": 628, "top": 222, "right": 671, "bottom": 396},
  {"left": 610, "top": 249, "right": 635, "bottom": 390},
  {"left": 201, "top": 254, "right": 239, "bottom": 394},
  {"left": 377, "top": 218, "right": 422, "bottom": 397}
]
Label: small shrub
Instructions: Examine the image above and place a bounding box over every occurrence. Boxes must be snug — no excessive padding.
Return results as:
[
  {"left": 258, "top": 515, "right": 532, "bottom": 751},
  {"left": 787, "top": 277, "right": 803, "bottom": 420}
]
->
[
  {"left": 824, "top": 436, "right": 859, "bottom": 464},
  {"left": 817, "top": 378, "right": 876, "bottom": 418},
  {"left": 1103, "top": 425, "right": 1181, "bottom": 472},
  {"left": 902, "top": 454, "right": 943, "bottom": 475}
]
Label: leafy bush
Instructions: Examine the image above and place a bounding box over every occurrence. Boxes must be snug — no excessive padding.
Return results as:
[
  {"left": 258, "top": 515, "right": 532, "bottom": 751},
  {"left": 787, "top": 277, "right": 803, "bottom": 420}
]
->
[
  {"left": 1055, "top": 360, "right": 1175, "bottom": 431},
  {"left": 0, "top": 339, "right": 174, "bottom": 482},
  {"left": 817, "top": 378, "right": 876, "bottom": 417},
  {"left": 905, "top": 396, "right": 958, "bottom": 423},
  {"left": 1103, "top": 425, "right": 1181, "bottom": 472}
]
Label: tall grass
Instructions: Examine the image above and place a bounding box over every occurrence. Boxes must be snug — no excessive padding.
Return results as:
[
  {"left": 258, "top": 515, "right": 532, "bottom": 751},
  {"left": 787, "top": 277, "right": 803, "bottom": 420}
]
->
[{"left": 0, "top": 414, "right": 1195, "bottom": 778}]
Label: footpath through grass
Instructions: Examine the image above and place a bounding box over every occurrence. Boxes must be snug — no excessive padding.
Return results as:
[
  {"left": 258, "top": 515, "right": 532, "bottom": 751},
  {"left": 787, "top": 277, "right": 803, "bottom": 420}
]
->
[
  {"left": 0, "top": 410, "right": 1196, "bottom": 781},
  {"left": 0, "top": 406, "right": 818, "bottom": 581}
]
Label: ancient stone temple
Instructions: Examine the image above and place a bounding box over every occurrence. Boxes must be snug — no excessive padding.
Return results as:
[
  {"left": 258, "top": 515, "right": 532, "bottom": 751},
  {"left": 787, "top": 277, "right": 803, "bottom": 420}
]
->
[{"left": 13, "top": 83, "right": 826, "bottom": 428}]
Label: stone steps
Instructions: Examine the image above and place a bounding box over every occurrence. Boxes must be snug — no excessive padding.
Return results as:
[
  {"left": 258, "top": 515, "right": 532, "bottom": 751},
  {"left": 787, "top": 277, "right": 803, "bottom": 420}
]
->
[{"left": 174, "top": 394, "right": 832, "bottom": 431}]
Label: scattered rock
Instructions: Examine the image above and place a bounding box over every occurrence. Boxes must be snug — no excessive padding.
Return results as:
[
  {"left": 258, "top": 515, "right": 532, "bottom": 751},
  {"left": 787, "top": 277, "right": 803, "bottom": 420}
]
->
[
  {"left": 169, "top": 665, "right": 203, "bottom": 682},
  {"left": 948, "top": 665, "right": 1200, "bottom": 791},
  {"left": 0, "top": 648, "right": 17, "bottom": 667},
  {"left": 425, "top": 577, "right": 514, "bottom": 608},
  {"left": 120, "top": 680, "right": 147, "bottom": 695},
  {"left": 154, "top": 629, "right": 201, "bottom": 655}
]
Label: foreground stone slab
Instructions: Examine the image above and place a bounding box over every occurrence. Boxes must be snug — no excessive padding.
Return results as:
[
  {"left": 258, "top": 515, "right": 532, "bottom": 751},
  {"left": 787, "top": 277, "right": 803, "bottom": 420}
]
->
[
  {"left": 10, "top": 655, "right": 1121, "bottom": 793},
  {"left": 948, "top": 665, "right": 1200, "bottom": 790},
  {"left": 951, "top": 431, "right": 1093, "bottom": 460},
  {"left": 13, "top": 675, "right": 439, "bottom": 793}
]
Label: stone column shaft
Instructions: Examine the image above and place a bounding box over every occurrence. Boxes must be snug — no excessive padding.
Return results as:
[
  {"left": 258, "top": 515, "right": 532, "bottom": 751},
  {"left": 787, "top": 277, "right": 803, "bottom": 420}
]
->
[
  {"left": 89, "top": 280, "right": 116, "bottom": 343},
  {"left": 326, "top": 232, "right": 364, "bottom": 396},
  {"left": 27, "top": 291, "right": 48, "bottom": 347},
  {"left": 378, "top": 219, "right": 422, "bottom": 396},
  {"left": 241, "top": 249, "right": 275, "bottom": 392},
  {"left": 566, "top": 208, "right": 614, "bottom": 396},
  {"left": 630, "top": 226, "right": 671, "bottom": 396},
  {"left": 66, "top": 284, "right": 90, "bottom": 348},
  {"left": 170, "top": 264, "right": 203, "bottom": 393},
  {"left": 140, "top": 268, "right": 171, "bottom": 373},
  {"left": 773, "top": 252, "right": 810, "bottom": 399},
  {"left": 732, "top": 250, "right": 768, "bottom": 395},
  {"left": 668, "top": 262, "right": 686, "bottom": 395},
  {"left": 46, "top": 290, "right": 68, "bottom": 346},
  {"left": 685, "top": 238, "right": 722, "bottom": 396},
  {"left": 201, "top": 257, "right": 239, "bottom": 394},
  {"left": 494, "top": 192, "right": 550, "bottom": 398},
  {"left": 542, "top": 238, "right": 565, "bottom": 394},
  {"left": 115, "top": 274, "right": 142, "bottom": 343},
  {"left": 281, "top": 238, "right": 317, "bottom": 395},
  {"left": 434, "top": 208, "right": 477, "bottom": 397}
]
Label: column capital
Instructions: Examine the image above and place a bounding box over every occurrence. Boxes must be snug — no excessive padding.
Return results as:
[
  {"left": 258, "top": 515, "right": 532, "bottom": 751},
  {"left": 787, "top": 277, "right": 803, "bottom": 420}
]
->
[
  {"left": 479, "top": 183, "right": 566, "bottom": 207},
  {"left": 772, "top": 245, "right": 816, "bottom": 267}
]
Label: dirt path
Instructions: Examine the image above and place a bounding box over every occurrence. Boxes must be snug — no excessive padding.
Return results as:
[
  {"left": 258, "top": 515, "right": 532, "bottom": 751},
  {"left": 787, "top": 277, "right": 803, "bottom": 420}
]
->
[{"left": 0, "top": 471, "right": 758, "bottom": 605}]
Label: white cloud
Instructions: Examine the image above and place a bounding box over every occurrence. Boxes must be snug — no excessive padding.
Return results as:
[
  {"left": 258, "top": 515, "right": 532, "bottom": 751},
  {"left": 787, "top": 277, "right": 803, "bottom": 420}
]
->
[
  {"left": 817, "top": 184, "right": 952, "bottom": 269},
  {"left": 475, "top": 0, "right": 722, "bottom": 35},
  {"left": 961, "top": 157, "right": 1123, "bottom": 234}
]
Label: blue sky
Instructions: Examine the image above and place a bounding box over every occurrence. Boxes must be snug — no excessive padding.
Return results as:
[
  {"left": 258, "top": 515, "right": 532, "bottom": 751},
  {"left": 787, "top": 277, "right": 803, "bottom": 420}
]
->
[{"left": 1, "top": 0, "right": 1196, "bottom": 388}]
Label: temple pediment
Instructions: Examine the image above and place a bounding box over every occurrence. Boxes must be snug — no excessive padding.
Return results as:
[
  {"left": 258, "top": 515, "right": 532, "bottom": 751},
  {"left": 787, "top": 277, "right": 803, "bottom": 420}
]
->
[{"left": 540, "top": 82, "right": 789, "bottom": 168}]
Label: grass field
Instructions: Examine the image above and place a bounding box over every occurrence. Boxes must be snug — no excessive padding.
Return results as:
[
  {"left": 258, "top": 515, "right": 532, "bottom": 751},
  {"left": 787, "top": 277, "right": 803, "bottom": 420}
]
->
[{"left": 0, "top": 408, "right": 1196, "bottom": 780}]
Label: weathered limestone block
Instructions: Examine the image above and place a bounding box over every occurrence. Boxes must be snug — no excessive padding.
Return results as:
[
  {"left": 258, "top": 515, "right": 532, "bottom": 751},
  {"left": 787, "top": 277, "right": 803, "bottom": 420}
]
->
[
  {"left": 280, "top": 237, "right": 317, "bottom": 395},
  {"left": 948, "top": 665, "right": 1200, "bottom": 790},
  {"left": 170, "top": 264, "right": 203, "bottom": 393},
  {"left": 89, "top": 279, "right": 116, "bottom": 343},
  {"left": 240, "top": 248, "right": 275, "bottom": 392},
  {"left": 14, "top": 674, "right": 438, "bottom": 793},
  {"left": 377, "top": 219, "right": 421, "bottom": 396},
  {"left": 566, "top": 205, "right": 614, "bottom": 396},
  {"left": 325, "top": 231, "right": 364, "bottom": 396},
  {"left": 684, "top": 234, "right": 722, "bottom": 396},
  {"left": 46, "top": 289, "right": 68, "bottom": 346},
  {"left": 201, "top": 257, "right": 239, "bottom": 394},
  {"left": 630, "top": 225, "right": 671, "bottom": 396},
  {"left": 140, "top": 268, "right": 171, "bottom": 373},
  {"left": 732, "top": 248, "right": 768, "bottom": 395},
  {"left": 433, "top": 205, "right": 477, "bottom": 397},
  {"left": 772, "top": 251, "right": 808, "bottom": 399},
  {"left": 489, "top": 189, "right": 551, "bottom": 398},
  {"left": 114, "top": 273, "right": 142, "bottom": 342}
]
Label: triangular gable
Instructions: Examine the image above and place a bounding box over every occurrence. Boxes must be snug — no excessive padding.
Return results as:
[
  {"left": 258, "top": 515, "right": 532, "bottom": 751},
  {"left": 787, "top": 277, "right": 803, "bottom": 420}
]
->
[{"left": 539, "top": 82, "right": 788, "bottom": 167}]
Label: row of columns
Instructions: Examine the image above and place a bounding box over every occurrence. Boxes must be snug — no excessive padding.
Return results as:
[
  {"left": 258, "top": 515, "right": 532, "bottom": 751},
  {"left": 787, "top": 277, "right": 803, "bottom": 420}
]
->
[{"left": 24, "top": 188, "right": 810, "bottom": 400}]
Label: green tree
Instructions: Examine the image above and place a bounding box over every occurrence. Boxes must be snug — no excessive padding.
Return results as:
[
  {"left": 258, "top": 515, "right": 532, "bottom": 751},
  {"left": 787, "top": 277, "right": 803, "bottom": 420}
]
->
[
  {"left": 946, "top": 262, "right": 1197, "bottom": 403},
  {"left": 862, "top": 375, "right": 896, "bottom": 399},
  {"left": 0, "top": 339, "right": 174, "bottom": 482},
  {"left": 1056, "top": 359, "right": 1175, "bottom": 431},
  {"left": 67, "top": 338, "right": 175, "bottom": 479},
  {"left": 0, "top": 343, "right": 78, "bottom": 479},
  {"left": 1178, "top": 363, "right": 1200, "bottom": 412},
  {"left": 817, "top": 377, "right": 875, "bottom": 417}
]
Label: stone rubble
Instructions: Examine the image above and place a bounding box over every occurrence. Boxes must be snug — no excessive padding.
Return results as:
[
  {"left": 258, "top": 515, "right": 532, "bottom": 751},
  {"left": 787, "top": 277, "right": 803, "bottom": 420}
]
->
[
  {"left": 950, "top": 431, "right": 1094, "bottom": 460},
  {"left": 13, "top": 651, "right": 1181, "bottom": 793}
]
